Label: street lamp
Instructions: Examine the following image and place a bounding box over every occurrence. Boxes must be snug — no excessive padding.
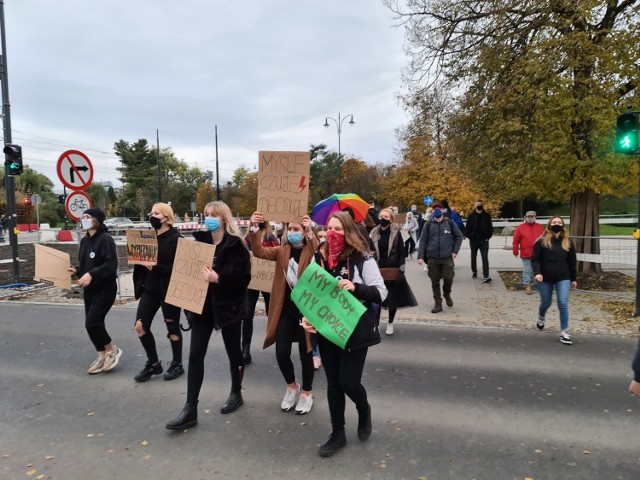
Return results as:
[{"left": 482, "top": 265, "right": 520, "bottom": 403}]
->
[{"left": 323, "top": 112, "right": 355, "bottom": 191}]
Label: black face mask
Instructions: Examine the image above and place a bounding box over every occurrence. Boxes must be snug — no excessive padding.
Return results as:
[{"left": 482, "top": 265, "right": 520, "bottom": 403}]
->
[
  {"left": 379, "top": 218, "right": 390, "bottom": 228},
  {"left": 149, "top": 216, "right": 163, "bottom": 230},
  {"left": 550, "top": 224, "right": 563, "bottom": 234},
  {"left": 476, "top": 205, "right": 484, "bottom": 211}
]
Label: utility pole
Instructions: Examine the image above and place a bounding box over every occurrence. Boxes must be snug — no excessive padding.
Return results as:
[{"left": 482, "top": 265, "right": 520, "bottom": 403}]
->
[
  {"left": 156, "top": 129, "right": 161, "bottom": 202},
  {"left": 0, "top": 0, "right": 20, "bottom": 282},
  {"left": 215, "top": 125, "right": 220, "bottom": 201}
]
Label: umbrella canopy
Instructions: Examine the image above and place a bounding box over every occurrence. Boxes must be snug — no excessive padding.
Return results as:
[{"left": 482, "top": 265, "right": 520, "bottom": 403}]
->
[{"left": 311, "top": 193, "right": 370, "bottom": 226}]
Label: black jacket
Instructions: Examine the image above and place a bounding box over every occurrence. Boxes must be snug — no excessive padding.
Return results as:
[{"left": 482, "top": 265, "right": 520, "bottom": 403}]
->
[
  {"left": 466, "top": 210, "right": 493, "bottom": 241},
  {"left": 531, "top": 236, "right": 577, "bottom": 283},
  {"left": 133, "top": 227, "right": 182, "bottom": 299},
  {"left": 76, "top": 224, "right": 118, "bottom": 291},
  {"left": 191, "top": 231, "right": 251, "bottom": 329},
  {"left": 633, "top": 339, "right": 640, "bottom": 382},
  {"left": 417, "top": 218, "right": 463, "bottom": 260}
]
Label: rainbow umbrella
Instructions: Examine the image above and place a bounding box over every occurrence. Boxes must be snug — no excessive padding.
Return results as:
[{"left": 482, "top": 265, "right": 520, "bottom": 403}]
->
[{"left": 311, "top": 193, "right": 370, "bottom": 226}]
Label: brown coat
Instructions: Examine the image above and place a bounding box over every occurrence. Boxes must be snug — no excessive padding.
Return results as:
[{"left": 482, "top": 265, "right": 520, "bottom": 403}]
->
[{"left": 249, "top": 231, "right": 318, "bottom": 351}]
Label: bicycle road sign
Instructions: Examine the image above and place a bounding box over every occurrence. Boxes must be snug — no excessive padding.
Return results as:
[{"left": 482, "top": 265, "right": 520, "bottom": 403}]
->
[
  {"left": 65, "top": 190, "right": 92, "bottom": 221},
  {"left": 57, "top": 150, "right": 94, "bottom": 191}
]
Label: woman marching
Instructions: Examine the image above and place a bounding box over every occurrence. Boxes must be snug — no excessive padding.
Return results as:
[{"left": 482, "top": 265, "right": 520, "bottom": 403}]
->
[
  {"left": 132, "top": 203, "right": 184, "bottom": 382},
  {"left": 531, "top": 216, "right": 577, "bottom": 345},
  {"left": 303, "top": 211, "right": 387, "bottom": 457},
  {"left": 242, "top": 221, "right": 280, "bottom": 365},
  {"left": 370, "top": 208, "right": 417, "bottom": 336},
  {"left": 403, "top": 210, "right": 419, "bottom": 259},
  {"left": 248, "top": 211, "right": 318, "bottom": 415},
  {"left": 69, "top": 208, "right": 122, "bottom": 374},
  {"left": 166, "top": 201, "right": 251, "bottom": 430}
]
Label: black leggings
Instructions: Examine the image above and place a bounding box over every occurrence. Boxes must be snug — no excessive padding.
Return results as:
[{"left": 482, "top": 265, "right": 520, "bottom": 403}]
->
[
  {"left": 243, "top": 289, "right": 271, "bottom": 346},
  {"left": 135, "top": 290, "right": 182, "bottom": 363},
  {"left": 186, "top": 317, "right": 243, "bottom": 403},
  {"left": 275, "top": 313, "right": 314, "bottom": 391},
  {"left": 318, "top": 336, "right": 368, "bottom": 431},
  {"left": 83, "top": 283, "right": 117, "bottom": 352}
]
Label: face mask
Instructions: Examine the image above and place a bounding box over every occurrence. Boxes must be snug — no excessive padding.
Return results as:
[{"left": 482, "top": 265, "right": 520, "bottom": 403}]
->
[
  {"left": 318, "top": 237, "right": 326, "bottom": 244},
  {"left": 433, "top": 210, "right": 443, "bottom": 219},
  {"left": 550, "top": 224, "right": 563, "bottom": 234},
  {"left": 205, "top": 217, "right": 221, "bottom": 232},
  {"left": 81, "top": 218, "right": 94, "bottom": 231},
  {"left": 287, "top": 232, "right": 303, "bottom": 245},
  {"left": 379, "top": 218, "right": 390, "bottom": 228},
  {"left": 327, "top": 230, "right": 346, "bottom": 269},
  {"left": 476, "top": 205, "right": 484, "bottom": 211},
  {"left": 149, "top": 216, "right": 163, "bottom": 230},
  {"left": 411, "top": 207, "right": 417, "bottom": 212}
]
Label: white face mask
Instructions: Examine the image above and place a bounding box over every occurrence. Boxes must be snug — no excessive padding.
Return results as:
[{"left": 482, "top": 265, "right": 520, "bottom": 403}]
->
[{"left": 81, "top": 218, "right": 94, "bottom": 231}]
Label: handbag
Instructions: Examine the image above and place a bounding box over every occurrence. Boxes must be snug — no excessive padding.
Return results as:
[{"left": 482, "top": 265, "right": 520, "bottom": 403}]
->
[{"left": 379, "top": 267, "right": 401, "bottom": 282}]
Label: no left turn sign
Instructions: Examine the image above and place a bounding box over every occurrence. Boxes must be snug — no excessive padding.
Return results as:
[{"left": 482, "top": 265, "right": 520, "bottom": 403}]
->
[{"left": 57, "top": 150, "right": 94, "bottom": 190}]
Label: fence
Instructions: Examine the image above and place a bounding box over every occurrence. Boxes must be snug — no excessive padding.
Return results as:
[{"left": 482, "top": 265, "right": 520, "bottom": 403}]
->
[{"left": 502, "top": 235, "right": 637, "bottom": 271}]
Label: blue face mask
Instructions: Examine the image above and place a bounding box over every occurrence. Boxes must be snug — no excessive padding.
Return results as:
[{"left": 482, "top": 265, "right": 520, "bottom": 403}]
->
[
  {"left": 287, "top": 232, "right": 303, "bottom": 245},
  {"left": 205, "top": 217, "right": 221, "bottom": 232},
  {"left": 433, "top": 209, "right": 443, "bottom": 219}
]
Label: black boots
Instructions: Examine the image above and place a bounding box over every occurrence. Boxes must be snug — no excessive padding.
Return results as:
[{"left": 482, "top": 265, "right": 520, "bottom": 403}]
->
[
  {"left": 220, "top": 365, "right": 244, "bottom": 414},
  {"left": 166, "top": 402, "right": 198, "bottom": 430},
  {"left": 134, "top": 360, "right": 163, "bottom": 382},
  {"left": 319, "top": 429, "right": 346, "bottom": 457},
  {"left": 163, "top": 360, "right": 185, "bottom": 381},
  {"left": 431, "top": 300, "right": 443, "bottom": 313},
  {"left": 357, "top": 403, "right": 372, "bottom": 441},
  {"left": 220, "top": 391, "right": 243, "bottom": 414},
  {"left": 443, "top": 293, "right": 454, "bottom": 307},
  {"left": 242, "top": 343, "right": 252, "bottom": 365}
]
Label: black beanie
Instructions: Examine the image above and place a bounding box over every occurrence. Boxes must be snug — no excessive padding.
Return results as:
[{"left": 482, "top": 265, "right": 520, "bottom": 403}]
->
[{"left": 84, "top": 208, "right": 105, "bottom": 225}]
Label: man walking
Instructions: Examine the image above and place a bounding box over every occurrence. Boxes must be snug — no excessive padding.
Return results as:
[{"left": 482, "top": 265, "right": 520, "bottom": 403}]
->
[
  {"left": 417, "top": 203, "right": 463, "bottom": 313},
  {"left": 512, "top": 211, "right": 545, "bottom": 294},
  {"left": 466, "top": 199, "right": 493, "bottom": 283}
]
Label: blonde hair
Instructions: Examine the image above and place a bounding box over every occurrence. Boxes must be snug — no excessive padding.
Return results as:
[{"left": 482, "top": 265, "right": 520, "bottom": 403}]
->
[
  {"left": 203, "top": 201, "right": 245, "bottom": 242},
  {"left": 541, "top": 216, "right": 571, "bottom": 251},
  {"left": 152, "top": 202, "right": 175, "bottom": 226},
  {"left": 379, "top": 207, "right": 394, "bottom": 218}
]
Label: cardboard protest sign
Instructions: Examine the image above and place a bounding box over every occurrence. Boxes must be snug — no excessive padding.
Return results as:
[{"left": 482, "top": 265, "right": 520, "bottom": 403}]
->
[
  {"left": 126, "top": 229, "right": 158, "bottom": 265},
  {"left": 291, "top": 261, "right": 366, "bottom": 349},
  {"left": 248, "top": 253, "right": 276, "bottom": 293},
  {"left": 257, "top": 151, "right": 310, "bottom": 224},
  {"left": 165, "top": 238, "right": 215, "bottom": 314},
  {"left": 34, "top": 243, "right": 72, "bottom": 289}
]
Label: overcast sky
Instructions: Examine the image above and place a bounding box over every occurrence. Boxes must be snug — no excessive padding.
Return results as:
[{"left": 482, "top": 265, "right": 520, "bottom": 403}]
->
[{"left": 6, "top": 0, "right": 408, "bottom": 192}]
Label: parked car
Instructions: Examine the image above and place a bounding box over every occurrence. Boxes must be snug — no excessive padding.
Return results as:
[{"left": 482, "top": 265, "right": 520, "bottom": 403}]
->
[{"left": 104, "top": 217, "right": 134, "bottom": 232}]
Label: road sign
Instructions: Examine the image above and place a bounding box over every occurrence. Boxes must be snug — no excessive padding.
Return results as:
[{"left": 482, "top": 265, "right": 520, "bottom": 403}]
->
[
  {"left": 30, "top": 194, "right": 41, "bottom": 205},
  {"left": 423, "top": 195, "right": 433, "bottom": 206},
  {"left": 57, "top": 150, "right": 94, "bottom": 191},
  {"left": 65, "top": 190, "right": 92, "bottom": 221}
]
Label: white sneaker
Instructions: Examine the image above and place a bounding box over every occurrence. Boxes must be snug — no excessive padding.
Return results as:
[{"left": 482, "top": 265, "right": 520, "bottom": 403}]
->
[
  {"left": 295, "top": 393, "right": 313, "bottom": 415},
  {"left": 87, "top": 356, "right": 105, "bottom": 374},
  {"left": 281, "top": 383, "right": 300, "bottom": 411},
  {"left": 386, "top": 323, "right": 394, "bottom": 335},
  {"left": 559, "top": 331, "right": 572, "bottom": 345},
  {"left": 102, "top": 346, "right": 123, "bottom": 372}
]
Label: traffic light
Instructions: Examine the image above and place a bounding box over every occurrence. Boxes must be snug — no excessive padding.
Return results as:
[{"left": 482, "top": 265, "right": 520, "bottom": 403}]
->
[
  {"left": 58, "top": 194, "right": 67, "bottom": 205},
  {"left": 3, "top": 144, "right": 23, "bottom": 175},
  {"left": 615, "top": 111, "right": 639, "bottom": 154},
  {"left": 23, "top": 197, "right": 32, "bottom": 207}
]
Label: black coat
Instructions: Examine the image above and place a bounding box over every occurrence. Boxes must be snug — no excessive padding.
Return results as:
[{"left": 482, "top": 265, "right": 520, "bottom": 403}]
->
[
  {"left": 531, "top": 236, "right": 577, "bottom": 283},
  {"left": 76, "top": 224, "right": 117, "bottom": 291},
  {"left": 191, "top": 231, "right": 251, "bottom": 329},
  {"left": 133, "top": 227, "right": 182, "bottom": 299},
  {"left": 465, "top": 210, "right": 493, "bottom": 241}
]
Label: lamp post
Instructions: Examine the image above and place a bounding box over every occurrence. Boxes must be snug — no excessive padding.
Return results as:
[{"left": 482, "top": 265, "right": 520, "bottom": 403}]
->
[{"left": 323, "top": 112, "right": 355, "bottom": 191}]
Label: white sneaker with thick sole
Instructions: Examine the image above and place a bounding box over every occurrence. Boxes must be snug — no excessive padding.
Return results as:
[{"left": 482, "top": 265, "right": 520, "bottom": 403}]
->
[
  {"left": 281, "top": 384, "right": 300, "bottom": 411},
  {"left": 560, "top": 331, "right": 572, "bottom": 345},
  {"left": 102, "top": 346, "right": 123, "bottom": 372},
  {"left": 295, "top": 393, "right": 313, "bottom": 415},
  {"left": 386, "top": 323, "right": 394, "bottom": 335},
  {"left": 87, "top": 356, "right": 105, "bottom": 374}
]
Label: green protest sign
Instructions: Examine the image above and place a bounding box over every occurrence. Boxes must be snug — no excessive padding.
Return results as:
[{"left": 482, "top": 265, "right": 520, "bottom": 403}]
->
[{"left": 291, "top": 261, "right": 366, "bottom": 349}]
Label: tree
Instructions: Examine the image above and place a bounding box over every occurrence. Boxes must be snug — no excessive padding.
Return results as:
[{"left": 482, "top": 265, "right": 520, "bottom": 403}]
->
[{"left": 385, "top": 0, "right": 640, "bottom": 273}]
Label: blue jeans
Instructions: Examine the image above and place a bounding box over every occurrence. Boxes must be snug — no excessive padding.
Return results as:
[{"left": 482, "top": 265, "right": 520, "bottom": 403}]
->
[
  {"left": 521, "top": 258, "right": 533, "bottom": 285},
  {"left": 538, "top": 279, "right": 571, "bottom": 331}
]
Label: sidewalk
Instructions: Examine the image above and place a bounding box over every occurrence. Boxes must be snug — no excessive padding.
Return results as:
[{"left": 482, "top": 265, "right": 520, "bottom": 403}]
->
[{"left": 394, "top": 240, "right": 638, "bottom": 337}]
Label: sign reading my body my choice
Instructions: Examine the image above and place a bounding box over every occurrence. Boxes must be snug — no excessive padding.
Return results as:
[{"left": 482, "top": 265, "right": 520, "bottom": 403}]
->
[{"left": 291, "top": 262, "right": 366, "bottom": 349}]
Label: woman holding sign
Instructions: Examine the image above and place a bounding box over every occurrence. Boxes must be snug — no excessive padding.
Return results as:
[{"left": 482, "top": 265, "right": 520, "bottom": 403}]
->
[
  {"left": 303, "top": 210, "right": 387, "bottom": 457},
  {"left": 166, "top": 201, "right": 251, "bottom": 430},
  {"left": 249, "top": 211, "right": 318, "bottom": 415},
  {"left": 132, "top": 203, "right": 185, "bottom": 383}
]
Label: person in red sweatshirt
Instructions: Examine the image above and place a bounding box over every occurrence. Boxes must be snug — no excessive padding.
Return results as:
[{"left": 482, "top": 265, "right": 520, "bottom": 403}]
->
[{"left": 512, "top": 211, "right": 545, "bottom": 294}]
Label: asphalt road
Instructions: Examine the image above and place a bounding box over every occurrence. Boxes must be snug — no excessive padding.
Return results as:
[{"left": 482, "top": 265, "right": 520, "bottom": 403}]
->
[{"left": 1, "top": 302, "right": 639, "bottom": 480}]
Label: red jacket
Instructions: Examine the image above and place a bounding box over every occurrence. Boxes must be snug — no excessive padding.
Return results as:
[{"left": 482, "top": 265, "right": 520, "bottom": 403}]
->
[{"left": 512, "top": 222, "right": 545, "bottom": 259}]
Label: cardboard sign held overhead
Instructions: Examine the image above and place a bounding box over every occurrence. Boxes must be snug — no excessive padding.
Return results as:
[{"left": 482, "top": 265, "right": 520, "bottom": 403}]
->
[
  {"left": 165, "top": 238, "right": 216, "bottom": 314},
  {"left": 257, "top": 151, "right": 310, "bottom": 224},
  {"left": 34, "top": 244, "right": 72, "bottom": 289},
  {"left": 126, "top": 230, "right": 158, "bottom": 265},
  {"left": 248, "top": 253, "right": 276, "bottom": 293}
]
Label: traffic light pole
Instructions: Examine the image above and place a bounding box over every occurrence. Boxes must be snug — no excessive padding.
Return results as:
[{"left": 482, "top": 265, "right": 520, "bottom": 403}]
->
[
  {"left": 636, "top": 156, "right": 640, "bottom": 317},
  {"left": 0, "top": 0, "right": 20, "bottom": 283}
]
